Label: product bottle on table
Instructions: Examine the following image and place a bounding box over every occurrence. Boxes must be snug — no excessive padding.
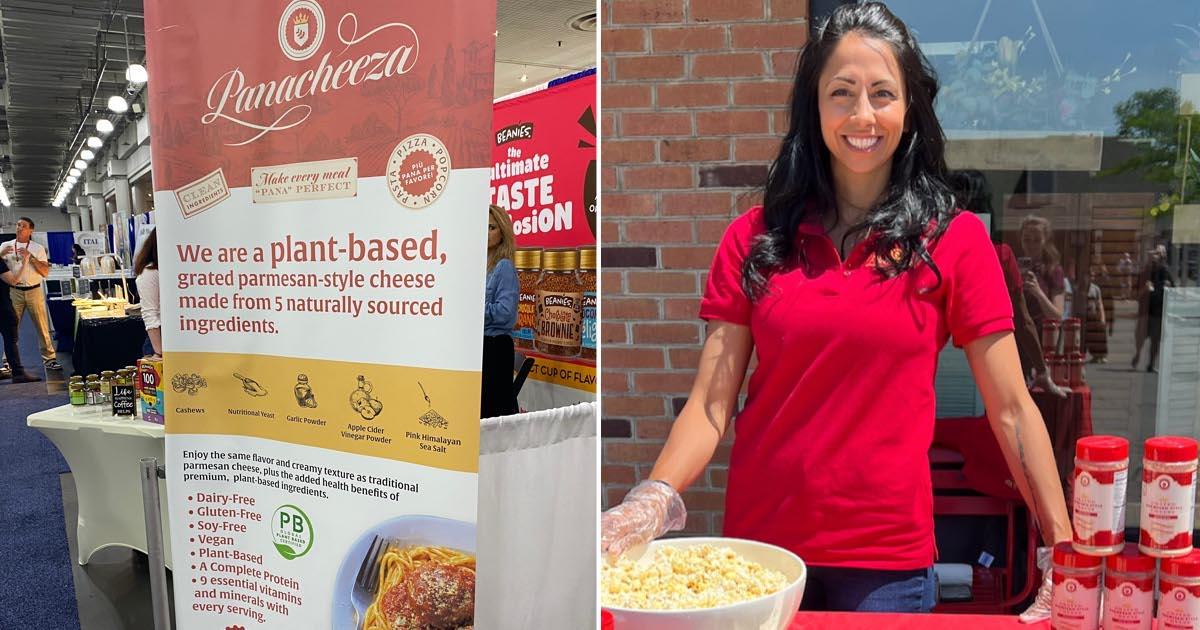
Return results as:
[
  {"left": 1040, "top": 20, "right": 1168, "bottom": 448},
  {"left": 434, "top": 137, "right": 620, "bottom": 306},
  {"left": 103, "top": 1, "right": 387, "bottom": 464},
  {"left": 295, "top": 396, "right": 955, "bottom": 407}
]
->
[{"left": 1139, "top": 436, "right": 1198, "bottom": 557}]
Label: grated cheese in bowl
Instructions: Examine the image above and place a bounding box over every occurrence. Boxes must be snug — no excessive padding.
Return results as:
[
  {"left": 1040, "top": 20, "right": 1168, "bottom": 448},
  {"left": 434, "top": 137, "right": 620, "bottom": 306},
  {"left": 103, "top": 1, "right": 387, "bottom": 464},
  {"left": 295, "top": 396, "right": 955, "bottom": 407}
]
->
[{"left": 602, "top": 543, "right": 790, "bottom": 610}]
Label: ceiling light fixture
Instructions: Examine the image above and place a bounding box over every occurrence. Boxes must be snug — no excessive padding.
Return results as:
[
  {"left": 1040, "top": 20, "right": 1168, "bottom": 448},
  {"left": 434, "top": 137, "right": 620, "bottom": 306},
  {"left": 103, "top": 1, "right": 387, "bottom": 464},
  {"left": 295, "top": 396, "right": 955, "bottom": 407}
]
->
[
  {"left": 69, "top": 168, "right": 81, "bottom": 177},
  {"left": 74, "top": 160, "right": 88, "bottom": 170},
  {"left": 126, "top": 63, "right": 148, "bottom": 85},
  {"left": 96, "top": 119, "right": 114, "bottom": 134},
  {"left": 81, "top": 149, "right": 95, "bottom": 161},
  {"left": 86, "top": 136, "right": 103, "bottom": 149},
  {"left": 107, "top": 95, "right": 129, "bottom": 113}
]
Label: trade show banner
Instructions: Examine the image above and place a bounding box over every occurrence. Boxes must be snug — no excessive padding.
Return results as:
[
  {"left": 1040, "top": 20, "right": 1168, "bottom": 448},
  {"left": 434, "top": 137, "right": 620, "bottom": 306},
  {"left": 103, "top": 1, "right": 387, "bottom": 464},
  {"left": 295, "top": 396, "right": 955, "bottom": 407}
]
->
[
  {"left": 74, "top": 230, "right": 106, "bottom": 255},
  {"left": 491, "top": 74, "right": 597, "bottom": 404},
  {"left": 144, "top": 1, "right": 494, "bottom": 627}
]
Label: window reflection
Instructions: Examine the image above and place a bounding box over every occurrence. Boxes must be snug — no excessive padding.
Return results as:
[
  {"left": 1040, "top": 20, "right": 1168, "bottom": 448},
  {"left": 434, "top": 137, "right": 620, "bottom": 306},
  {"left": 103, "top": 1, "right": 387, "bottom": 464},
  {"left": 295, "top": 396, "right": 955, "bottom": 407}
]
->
[{"left": 889, "top": 0, "right": 1200, "bottom": 521}]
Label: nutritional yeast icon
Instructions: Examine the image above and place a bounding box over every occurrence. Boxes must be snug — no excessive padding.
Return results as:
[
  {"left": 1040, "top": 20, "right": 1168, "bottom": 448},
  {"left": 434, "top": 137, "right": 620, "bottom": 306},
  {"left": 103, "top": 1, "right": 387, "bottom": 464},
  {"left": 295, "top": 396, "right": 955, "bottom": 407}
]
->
[
  {"left": 350, "top": 374, "right": 383, "bottom": 420},
  {"left": 233, "top": 373, "right": 268, "bottom": 397},
  {"left": 416, "top": 382, "right": 448, "bottom": 429}
]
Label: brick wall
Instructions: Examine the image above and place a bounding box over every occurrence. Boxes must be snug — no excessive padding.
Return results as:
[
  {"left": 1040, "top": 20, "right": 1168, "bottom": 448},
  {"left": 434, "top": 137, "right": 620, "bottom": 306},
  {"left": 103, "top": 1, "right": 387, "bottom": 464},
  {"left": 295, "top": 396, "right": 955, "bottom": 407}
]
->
[{"left": 600, "top": 0, "right": 809, "bottom": 535}]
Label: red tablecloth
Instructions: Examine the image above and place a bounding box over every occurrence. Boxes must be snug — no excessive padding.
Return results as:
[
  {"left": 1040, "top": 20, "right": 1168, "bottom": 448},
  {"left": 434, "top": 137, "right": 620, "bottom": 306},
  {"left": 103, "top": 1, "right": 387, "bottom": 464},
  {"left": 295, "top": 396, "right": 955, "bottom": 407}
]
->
[{"left": 788, "top": 613, "right": 1057, "bottom": 628}]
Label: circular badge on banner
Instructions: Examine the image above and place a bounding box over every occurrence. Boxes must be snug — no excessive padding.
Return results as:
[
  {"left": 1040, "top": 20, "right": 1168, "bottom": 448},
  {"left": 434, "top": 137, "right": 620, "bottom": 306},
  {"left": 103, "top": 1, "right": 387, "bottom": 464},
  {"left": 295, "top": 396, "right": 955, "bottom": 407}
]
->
[
  {"left": 279, "top": 0, "right": 324, "bottom": 61},
  {"left": 387, "top": 133, "right": 451, "bottom": 209},
  {"left": 271, "top": 504, "right": 314, "bottom": 560}
]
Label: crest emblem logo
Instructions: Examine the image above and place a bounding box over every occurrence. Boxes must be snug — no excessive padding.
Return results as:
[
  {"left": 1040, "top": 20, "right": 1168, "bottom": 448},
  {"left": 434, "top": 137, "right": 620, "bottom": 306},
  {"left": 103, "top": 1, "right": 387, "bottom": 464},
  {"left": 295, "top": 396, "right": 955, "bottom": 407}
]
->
[{"left": 278, "top": 0, "right": 324, "bottom": 61}]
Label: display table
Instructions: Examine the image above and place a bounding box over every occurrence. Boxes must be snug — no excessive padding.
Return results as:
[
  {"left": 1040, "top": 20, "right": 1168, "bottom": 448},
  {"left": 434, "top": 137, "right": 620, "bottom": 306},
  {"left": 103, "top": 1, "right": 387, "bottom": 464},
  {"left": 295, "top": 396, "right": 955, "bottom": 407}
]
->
[
  {"left": 29, "top": 401, "right": 597, "bottom": 628},
  {"left": 46, "top": 299, "right": 76, "bottom": 353},
  {"left": 71, "top": 314, "right": 147, "bottom": 376},
  {"left": 478, "top": 402, "right": 597, "bottom": 628},
  {"left": 26, "top": 406, "right": 172, "bottom": 568},
  {"left": 789, "top": 612, "right": 1048, "bottom": 628}
]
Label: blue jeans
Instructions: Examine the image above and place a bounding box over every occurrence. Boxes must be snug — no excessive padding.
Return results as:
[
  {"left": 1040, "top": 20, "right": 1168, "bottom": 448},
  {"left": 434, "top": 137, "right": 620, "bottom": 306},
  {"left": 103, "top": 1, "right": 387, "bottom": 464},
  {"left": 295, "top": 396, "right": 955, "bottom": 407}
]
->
[{"left": 800, "top": 565, "right": 937, "bottom": 613}]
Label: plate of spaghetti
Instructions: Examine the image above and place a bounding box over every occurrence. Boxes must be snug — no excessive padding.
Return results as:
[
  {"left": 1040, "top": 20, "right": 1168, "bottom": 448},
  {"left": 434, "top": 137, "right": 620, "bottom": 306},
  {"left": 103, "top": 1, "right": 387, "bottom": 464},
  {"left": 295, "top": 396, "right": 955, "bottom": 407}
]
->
[{"left": 332, "top": 515, "right": 476, "bottom": 630}]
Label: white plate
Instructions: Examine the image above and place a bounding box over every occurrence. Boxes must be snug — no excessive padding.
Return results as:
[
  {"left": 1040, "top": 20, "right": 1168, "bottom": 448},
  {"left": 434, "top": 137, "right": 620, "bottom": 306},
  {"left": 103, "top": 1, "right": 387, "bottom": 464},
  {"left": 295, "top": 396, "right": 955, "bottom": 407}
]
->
[{"left": 330, "top": 515, "right": 476, "bottom": 630}]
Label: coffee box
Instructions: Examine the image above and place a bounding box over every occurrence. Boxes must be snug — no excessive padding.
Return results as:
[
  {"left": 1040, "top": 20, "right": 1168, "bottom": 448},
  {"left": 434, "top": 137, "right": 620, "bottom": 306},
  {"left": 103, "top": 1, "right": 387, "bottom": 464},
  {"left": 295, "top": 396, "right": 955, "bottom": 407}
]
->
[{"left": 137, "top": 358, "right": 165, "bottom": 424}]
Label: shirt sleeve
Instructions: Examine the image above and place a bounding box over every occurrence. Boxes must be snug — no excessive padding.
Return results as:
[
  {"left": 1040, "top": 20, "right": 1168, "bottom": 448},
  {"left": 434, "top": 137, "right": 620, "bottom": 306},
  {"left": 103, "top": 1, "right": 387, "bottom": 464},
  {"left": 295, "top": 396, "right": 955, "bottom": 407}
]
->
[
  {"left": 484, "top": 258, "right": 518, "bottom": 329},
  {"left": 942, "top": 213, "right": 1015, "bottom": 348},
  {"left": 994, "top": 243, "right": 1022, "bottom": 290},
  {"left": 698, "top": 209, "right": 761, "bottom": 326},
  {"left": 137, "top": 269, "right": 161, "bottom": 330},
  {"left": 32, "top": 242, "right": 48, "bottom": 262}
]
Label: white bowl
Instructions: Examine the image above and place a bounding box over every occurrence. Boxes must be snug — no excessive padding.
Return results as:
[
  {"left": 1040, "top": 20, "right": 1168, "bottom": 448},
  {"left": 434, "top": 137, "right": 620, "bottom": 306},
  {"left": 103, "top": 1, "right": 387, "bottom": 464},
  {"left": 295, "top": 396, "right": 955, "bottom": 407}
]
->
[{"left": 604, "top": 537, "right": 806, "bottom": 630}]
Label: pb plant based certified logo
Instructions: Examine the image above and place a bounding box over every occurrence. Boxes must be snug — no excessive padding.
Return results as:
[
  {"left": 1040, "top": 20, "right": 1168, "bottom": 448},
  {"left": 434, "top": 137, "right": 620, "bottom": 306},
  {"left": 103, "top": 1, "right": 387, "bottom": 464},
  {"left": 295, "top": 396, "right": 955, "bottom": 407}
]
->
[
  {"left": 279, "top": 0, "right": 324, "bottom": 61},
  {"left": 271, "top": 504, "right": 314, "bottom": 560}
]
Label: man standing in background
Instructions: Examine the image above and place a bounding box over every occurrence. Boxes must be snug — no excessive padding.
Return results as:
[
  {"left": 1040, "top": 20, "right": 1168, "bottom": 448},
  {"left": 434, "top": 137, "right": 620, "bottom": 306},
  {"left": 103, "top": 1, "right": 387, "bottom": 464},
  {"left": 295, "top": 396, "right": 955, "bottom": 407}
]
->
[{"left": 0, "top": 216, "right": 61, "bottom": 371}]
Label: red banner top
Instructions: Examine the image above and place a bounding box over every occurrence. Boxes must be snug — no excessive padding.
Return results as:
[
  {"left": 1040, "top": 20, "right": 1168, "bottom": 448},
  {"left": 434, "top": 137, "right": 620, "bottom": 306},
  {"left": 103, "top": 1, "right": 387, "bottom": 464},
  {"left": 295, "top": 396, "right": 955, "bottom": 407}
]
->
[
  {"left": 490, "top": 74, "right": 597, "bottom": 249},
  {"left": 144, "top": 0, "right": 495, "bottom": 191}
]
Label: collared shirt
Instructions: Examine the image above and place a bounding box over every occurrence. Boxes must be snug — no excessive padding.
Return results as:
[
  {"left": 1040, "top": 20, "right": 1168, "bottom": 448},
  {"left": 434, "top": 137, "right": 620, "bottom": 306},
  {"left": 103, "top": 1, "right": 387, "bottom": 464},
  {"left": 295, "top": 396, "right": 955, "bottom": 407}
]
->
[
  {"left": 1, "top": 239, "right": 48, "bottom": 287},
  {"left": 699, "top": 206, "right": 1013, "bottom": 571}
]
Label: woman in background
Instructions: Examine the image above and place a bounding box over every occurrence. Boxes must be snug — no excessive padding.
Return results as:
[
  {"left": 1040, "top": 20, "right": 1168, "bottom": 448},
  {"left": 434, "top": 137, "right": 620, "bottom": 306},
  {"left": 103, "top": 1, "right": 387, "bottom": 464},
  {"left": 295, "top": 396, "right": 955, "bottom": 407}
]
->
[
  {"left": 948, "top": 170, "right": 1063, "bottom": 396},
  {"left": 1019, "top": 215, "right": 1065, "bottom": 331},
  {"left": 481, "top": 205, "right": 518, "bottom": 418},
  {"left": 134, "top": 228, "right": 161, "bottom": 356}
]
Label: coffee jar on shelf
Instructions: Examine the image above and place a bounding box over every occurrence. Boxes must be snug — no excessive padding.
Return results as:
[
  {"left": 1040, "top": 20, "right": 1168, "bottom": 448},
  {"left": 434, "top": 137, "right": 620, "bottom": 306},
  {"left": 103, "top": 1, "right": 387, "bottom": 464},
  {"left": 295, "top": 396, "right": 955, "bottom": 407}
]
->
[
  {"left": 513, "top": 248, "right": 542, "bottom": 352},
  {"left": 578, "top": 246, "right": 596, "bottom": 361},
  {"left": 534, "top": 248, "right": 584, "bottom": 358}
]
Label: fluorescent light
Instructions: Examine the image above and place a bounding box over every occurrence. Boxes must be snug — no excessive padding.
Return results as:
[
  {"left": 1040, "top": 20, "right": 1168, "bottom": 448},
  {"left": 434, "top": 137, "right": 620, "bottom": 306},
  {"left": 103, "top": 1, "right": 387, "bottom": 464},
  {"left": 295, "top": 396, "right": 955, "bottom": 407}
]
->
[
  {"left": 74, "top": 160, "right": 88, "bottom": 170},
  {"left": 86, "top": 136, "right": 103, "bottom": 149},
  {"left": 81, "top": 149, "right": 95, "bottom": 161},
  {"left": 96, "top": 119, "right": 114, "bottom": 134},
  {"left": 67, "top": 175, "right": 78, "bottom": 184},
  {"left": 69, "top": 168, "right": 81, "bottom": 177},
  {"left": 107, "top": 95, "right": 129, "bottom": 113},
  {"left": 126, "top": 64, "right": 148, "bottom": 85}
]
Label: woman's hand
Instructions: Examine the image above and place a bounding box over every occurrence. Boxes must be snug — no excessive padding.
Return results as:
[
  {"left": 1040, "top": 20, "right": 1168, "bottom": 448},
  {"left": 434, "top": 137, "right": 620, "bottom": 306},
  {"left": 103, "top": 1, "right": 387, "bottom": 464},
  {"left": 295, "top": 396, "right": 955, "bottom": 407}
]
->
[
  {"left": 1022, "top": 270, "right": 1041, "bottom": 295},
  {"left": 1032, "top": 370, "right": 1068, "bottom": 398},
  {"left": 600, "top": 480, "right": 687, "bottom": 558},
  {"left": 602, "top": 322, "right": 752, "bottom": 557},
  {"left": 1018, "top": 547, "right": 1054, "bottom": 623}
]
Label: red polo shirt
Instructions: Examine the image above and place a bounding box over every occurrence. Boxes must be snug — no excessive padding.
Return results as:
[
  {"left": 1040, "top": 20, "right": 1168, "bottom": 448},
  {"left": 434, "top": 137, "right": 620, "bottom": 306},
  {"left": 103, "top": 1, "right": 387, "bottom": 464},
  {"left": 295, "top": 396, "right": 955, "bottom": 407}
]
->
[{"left": 699, "top": 207, "right": 1013, "bottom": 570}]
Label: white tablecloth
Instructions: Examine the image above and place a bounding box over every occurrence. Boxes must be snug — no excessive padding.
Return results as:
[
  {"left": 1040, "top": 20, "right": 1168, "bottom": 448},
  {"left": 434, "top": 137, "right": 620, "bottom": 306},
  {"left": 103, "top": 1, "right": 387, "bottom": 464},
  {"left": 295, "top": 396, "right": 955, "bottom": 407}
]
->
[
  {"left": 27, "top": 406, "right": 171, "bottom": 568},
  {"left": 478, "top": 402, "right": 597, "bottom": 628},
  {"left": 28, "top": 401, "right": 597, "bottom": 629}
]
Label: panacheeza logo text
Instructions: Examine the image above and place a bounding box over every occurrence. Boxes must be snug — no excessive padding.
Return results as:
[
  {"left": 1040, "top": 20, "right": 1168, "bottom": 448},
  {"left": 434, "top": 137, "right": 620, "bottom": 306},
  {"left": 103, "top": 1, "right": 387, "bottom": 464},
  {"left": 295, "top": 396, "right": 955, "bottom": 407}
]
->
[{"left": 204, "top": 8, "right": 420, "bottom": 146}]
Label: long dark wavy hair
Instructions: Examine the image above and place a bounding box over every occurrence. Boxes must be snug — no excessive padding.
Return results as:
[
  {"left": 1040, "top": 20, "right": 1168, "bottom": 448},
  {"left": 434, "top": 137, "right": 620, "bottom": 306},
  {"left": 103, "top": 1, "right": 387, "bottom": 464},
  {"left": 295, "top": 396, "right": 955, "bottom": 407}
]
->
[{"left": 742, "top": 2, "right": 956, "bottom": 300}]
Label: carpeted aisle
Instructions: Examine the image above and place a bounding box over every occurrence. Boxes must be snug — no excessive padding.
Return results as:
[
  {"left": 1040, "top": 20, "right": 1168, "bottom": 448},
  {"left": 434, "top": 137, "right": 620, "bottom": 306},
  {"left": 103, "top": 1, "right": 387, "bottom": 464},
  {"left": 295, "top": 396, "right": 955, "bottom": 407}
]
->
[{"left": 0, "top": 316, "right": 79, "bottom": 629}]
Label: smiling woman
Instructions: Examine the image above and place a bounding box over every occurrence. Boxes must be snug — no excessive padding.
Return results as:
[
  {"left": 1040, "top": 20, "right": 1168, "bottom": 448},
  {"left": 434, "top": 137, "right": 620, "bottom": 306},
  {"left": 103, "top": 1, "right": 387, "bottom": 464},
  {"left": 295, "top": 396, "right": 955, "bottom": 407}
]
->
[{"left": 600, "top": 1, "right": 1073, "bottom": 620}]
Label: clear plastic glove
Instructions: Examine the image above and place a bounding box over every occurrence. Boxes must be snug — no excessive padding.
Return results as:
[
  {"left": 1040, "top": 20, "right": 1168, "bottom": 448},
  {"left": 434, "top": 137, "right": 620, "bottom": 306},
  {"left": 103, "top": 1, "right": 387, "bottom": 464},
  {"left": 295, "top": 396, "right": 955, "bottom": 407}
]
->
[
  {"left": 1019, "top": 546, "right": 1053, "bottom": 624},
  {"left": 600, "top": 480, "right": 687, "bottom": 558},
  {"left": 1032, "top": 370, "right": 1069, "bottom": 399}
]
